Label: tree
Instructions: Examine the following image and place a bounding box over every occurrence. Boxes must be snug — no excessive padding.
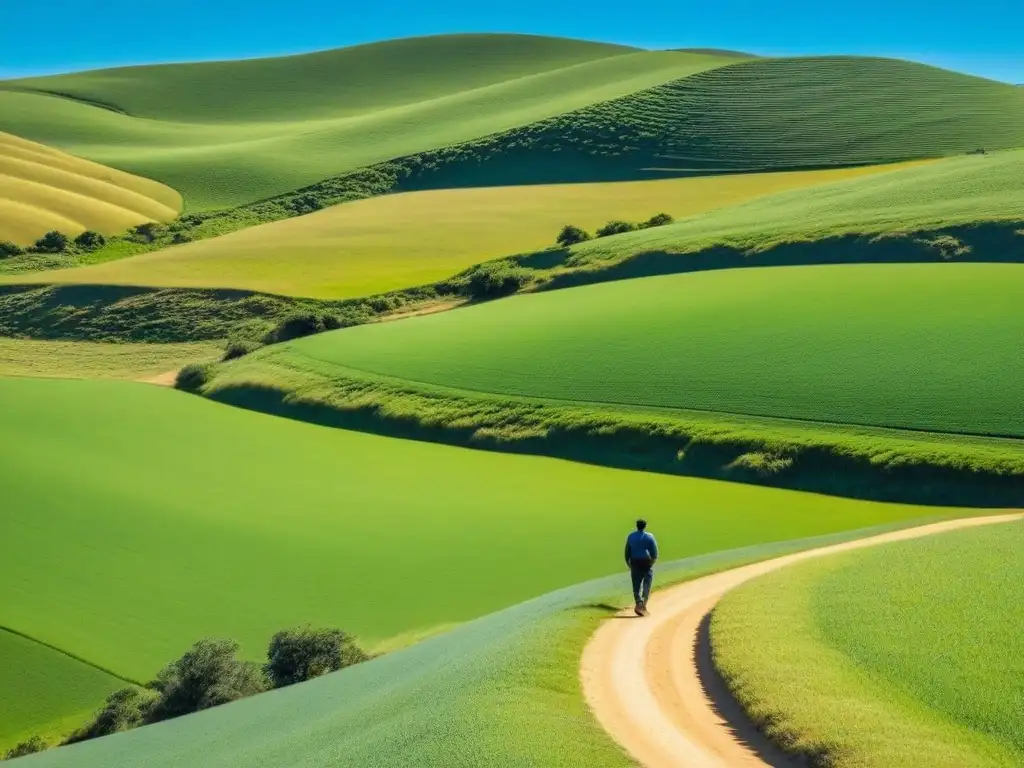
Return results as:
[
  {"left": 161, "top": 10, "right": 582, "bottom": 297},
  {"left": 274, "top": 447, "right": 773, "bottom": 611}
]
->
[
  {"left": 4, "top": 736, "right": 48, "bottom": 758},
  {"left": 641, "top": 213, "right": 674, "bottom": 228},
  {"left": 64, "top": 687, "right": 157, "bottom": 744},
  {"left": 146, "top": 639, "right": 269, "bottom": 723},
  {"left": 265, "top": 627, "right": 368, "bottom": 688},
  {"left": 555, "top": 224, "right": 591, "bottom": 247},
  {"left": 74, "top": 230, "right": 106, "bottom": 250},
  {"left": 0, "top": 241, "right": 23, "bottom": 259},
  {"left": 596, "top": 220, "right": 638, "bottom": 238},
  {"left": 131, "top": 222, "right": 160, "bottom": 243},
  {"left": 174, "top": 363, "right": 213, "bottom": 392},
  {"left": 33, "top": 230, "right": 69, "bottom": 253}
]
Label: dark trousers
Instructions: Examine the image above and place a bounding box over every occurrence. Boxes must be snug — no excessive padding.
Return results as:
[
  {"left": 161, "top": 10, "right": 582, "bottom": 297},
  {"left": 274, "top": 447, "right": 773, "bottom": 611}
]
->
[{"left": 629, "top": 559, "right": 654, "bottom": 604}]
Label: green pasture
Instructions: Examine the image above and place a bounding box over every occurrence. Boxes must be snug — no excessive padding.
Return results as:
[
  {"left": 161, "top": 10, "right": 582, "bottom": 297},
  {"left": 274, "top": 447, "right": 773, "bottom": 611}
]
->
[
  {"left": 453, "top": 56, "right": 1024, "bottom": 182},
  {"left": 19, "top": 524, "right": 941, "bottom": 767},
  {"left": 0, "top": 377, "right": 940, "bottom": 746},
  {"left": 0, "top": 631, "right": 123, "bottom": 752},
  {"left": 564, "top": 149, "right": 1024, "bottom": 272},
  {"left": 712, "top": 519, "right": 1024, "bottom": 767},
  {"left": 0, "top": 37, "right": 736, "bottom": 209},
  {"left": 267, "top": 262, "right": 1024, "bottom": 439},
  {"left": 0, "top": 338, "right": 219, "bottom": 380},
  {"left": 18, "top": 164, "right": 904, "bottom": 298}
]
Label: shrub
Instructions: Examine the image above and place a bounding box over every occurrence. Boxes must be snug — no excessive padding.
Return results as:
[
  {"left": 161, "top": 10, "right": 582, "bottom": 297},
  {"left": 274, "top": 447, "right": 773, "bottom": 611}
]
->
[
  {"left": 146, "top": 639, "right": 269, "bottom": 723},
  {"left": 269, "top": 312, "right": 342, "bottom": 343},
  {"left": 465, "top": 261, "right": 531, "bottom": 299},
  {"left": 0, "top": 241, "right": 24, "bottom": 259},
  {"left": 222, "top": 339, "right": 261, "bottom": 361},
  {"left": 265, "top": 627, "right": 368, "bottom": 688},
  {"left": 596, "top": 220, "right": 638, "bottom": 238},
  {"left": 74, "top": 230, "right": 106, "bottom": 250},
  {"left": 131, "top": 222, "right": 161, "bottom": 243},
  {"left": 4, "top": 736, "right": 48, "bottom": 758},
  {"left": 555, "top": 224, "right": 591, "bottom": 247},
  {"left": 171, "top": 232, "right": 193, "bottom": 244},
  {"left": 288, "top": 194, "right": 324, "bottom": 215},
  {"left": 174, "top": 363, "right": 213, "bottom": 392},
  {"left": 64, "top": 687, "right": 157, "bottom": 744},
  {"left": 641, "top": 212, "right": 674, "bottom": 228},
  {"left": 33, "top": 230, "right": 69, "bottom": 253}
]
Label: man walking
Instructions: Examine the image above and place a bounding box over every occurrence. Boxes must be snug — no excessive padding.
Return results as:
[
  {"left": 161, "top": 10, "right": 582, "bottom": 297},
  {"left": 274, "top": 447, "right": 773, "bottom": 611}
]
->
[{"left": 624, "top": 519, "right": 658, "bottom": 616}]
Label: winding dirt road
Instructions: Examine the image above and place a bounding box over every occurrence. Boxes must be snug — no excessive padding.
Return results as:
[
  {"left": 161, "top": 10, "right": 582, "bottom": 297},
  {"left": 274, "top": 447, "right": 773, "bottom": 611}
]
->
[{"left": 580, "top": 513, "right": 1022, "bottom": 768}]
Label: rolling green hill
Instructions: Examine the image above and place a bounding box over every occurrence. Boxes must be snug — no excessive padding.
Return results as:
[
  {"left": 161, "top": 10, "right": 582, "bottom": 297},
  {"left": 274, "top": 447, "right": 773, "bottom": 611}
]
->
[
  {"left": 0, "top": 37, "right": 738, "bottom": 209},
  {"left": 14, "top": 164, "right": 906, "bottom": 298},
  {"left": 0, "top": 377, "right": 932, "bottom": 747},
  {"left": 713, "top": 520, "right": 1024, "bottom": 766},
  {"left": 235, "top": 263, "right": 1024, "bottom": 439},
  {"left": 0, "top": 131, "right": 180, "bottom": 245}
]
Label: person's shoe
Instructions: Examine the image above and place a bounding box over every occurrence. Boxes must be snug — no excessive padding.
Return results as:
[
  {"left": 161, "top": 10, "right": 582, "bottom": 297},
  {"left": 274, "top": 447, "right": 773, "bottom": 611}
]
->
[{"left": 634, "top": 601, "right": 644, "bottom": 616}]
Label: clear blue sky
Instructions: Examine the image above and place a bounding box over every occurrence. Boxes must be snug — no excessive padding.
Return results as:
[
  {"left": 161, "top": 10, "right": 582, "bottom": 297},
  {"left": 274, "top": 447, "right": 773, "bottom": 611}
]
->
[{"left": 1, "top": 0, "right": 1021, "bottom": 82}]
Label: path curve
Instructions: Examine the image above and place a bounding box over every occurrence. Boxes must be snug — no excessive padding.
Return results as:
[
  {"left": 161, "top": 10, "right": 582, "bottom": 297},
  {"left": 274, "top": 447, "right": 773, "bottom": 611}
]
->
[{"left": 580, "top": 513, "right": 1023, "bottom": 768}]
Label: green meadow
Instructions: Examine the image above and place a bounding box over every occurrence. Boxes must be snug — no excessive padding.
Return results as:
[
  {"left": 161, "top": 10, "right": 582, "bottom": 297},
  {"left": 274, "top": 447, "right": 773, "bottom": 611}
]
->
[
  {"left": 0, "top": 377, "right": 939, "bottom": 748},
  {"left": 712, "top": 520, "right": 1024, "bottom": 767},
  {"left": 0, "top": 37, "right": 737, "bottom": 209},
  {"left": 20, "top": 525, "right": 938, "bottom": 768},
  {"left": 237, "top": 262, "right": 1024, "bottom": 438}
]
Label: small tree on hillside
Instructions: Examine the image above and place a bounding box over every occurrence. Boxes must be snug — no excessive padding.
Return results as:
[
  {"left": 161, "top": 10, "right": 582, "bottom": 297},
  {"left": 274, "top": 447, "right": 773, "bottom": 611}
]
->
[
  {"left": 596, "top": 220, "right": 637, "bottom": 238},
  {"left": 555, "top": 224, "right": 591, "bottom": 247},
  {"left": 146, "top": 639, "right": 269, "bottom": 723},
  {"left": 74, "top": 230, "right": 106, "bottom": 250},
  {"left": 131, "top": 222, "right": 160, "bottom": 243},
  {"left": 0, "top": 241, "right": 23, "bottom": 259},
  {"left": 4, "top": 736, "right": 48, "bottom": 759},
  {"left": 64, "top": 687, "right": 157, "bottom": 744},
  {"left": 641, "top": 212, "right": 674, "bottom": 228},
  {"left": 265, "top": 627, "right": 368, "bottom": 688},
  {"left": 33, "top": 230, "right": 69, "bottom": 253}
]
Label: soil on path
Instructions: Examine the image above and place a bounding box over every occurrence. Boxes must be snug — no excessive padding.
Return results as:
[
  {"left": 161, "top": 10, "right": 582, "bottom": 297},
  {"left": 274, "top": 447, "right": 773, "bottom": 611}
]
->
[{"left": 580, "top": 513, "right": 1023, "bottom": 768}]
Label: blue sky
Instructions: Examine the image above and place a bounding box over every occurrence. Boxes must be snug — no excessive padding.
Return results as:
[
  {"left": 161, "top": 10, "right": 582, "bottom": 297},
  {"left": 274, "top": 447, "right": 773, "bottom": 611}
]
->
[{"left": 1, "top": 0, "right": 1021, "bottom": 82}]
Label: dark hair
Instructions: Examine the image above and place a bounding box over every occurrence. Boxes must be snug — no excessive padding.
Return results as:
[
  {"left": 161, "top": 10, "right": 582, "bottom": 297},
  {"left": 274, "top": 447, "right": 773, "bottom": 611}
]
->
[{"left": 636, "top": 519, "right": 647, "bottom": 530}]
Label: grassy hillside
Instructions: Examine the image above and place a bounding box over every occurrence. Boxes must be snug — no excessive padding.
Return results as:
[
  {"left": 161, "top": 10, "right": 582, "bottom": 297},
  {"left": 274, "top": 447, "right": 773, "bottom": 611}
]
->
[
  {"left": 0, "top": 377, "right": 937, "bottom": 745},
  {"left": 243, "top": 263, "right": 1024, "bottom": 439},
  {"left": 712, "top": 520, "right": 1024, "bottom": 766},
  {"left": 18, "top": 526, "right": 938, "bottom": 767},
  {"left": 0, "top": 631, "right": 123, "bottom": 752},
  {"left": 0, "top": 131, "right": 179, "bottom": 245},
  {"left": 0, "top": 37, "right": 737, "bottom": 209},
  {"left": 0, "top": 339, "right": 218, "bottom": 380},
  {"left": 17, "top": 164, "right": 905, "bottom": 298},
  {"left": 372, "top": 56, "right": 1024, "bottom": 188}
]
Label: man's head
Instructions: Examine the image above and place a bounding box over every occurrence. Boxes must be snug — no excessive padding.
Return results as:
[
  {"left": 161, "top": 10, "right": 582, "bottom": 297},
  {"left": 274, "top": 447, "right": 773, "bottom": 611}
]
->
[{"left": 636, "top": 519, "right": 647, "bottom": 530}]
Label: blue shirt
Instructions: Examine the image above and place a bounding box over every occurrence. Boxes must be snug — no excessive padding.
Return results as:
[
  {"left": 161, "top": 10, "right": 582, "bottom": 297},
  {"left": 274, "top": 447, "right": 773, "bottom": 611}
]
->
[{"left": 625, "top": 530, "right": 658, "bottom": 563}]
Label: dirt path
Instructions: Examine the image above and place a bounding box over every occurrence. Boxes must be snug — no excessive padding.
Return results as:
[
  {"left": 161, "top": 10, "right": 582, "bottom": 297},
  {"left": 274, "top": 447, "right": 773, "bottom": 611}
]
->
[{"left": 580, "top": 513, "right": 1022, "bottom": 768}]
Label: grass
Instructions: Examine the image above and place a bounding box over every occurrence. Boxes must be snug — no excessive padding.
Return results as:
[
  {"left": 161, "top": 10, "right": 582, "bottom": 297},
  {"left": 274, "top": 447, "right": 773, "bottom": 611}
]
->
[
  {"left": 237, "top": 262, "right": 1024, "bottom": 439},
  {"left": 0, "top": 131, "right": 180, "bottom": 245},
  {"left": 711, "top": 520, "right": 1024, "bottom": 767},
  {"left": 20, "top": 524, "right": 939, "bottom": 767},
  {"left": 15, "top": 164, "right": 908, "bottom": 298},
  {"left": 0, "top": 338, "right": 219, "bottom": 380},
  {"left": 0, "top": 377, "right": 943, "bottom": 746},
  {"left": 0, "top": 630, "right": 124, "bottom": 753},
  {"left": 0, "top": 37, "right": 738, "bottom": 209}
]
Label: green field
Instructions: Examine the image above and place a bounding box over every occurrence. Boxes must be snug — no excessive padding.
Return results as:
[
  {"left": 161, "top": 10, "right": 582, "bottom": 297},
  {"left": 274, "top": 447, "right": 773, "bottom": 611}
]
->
[
  {"left": 0, "top": 376, "right": 942, "bottom": 748},
  {"left": 0, "top": 131, "right": 180, "bottom": 245},
  {"left": 712, "top": 520, "right": 1024, "bottom": 767},
  {"left": 18, "top": 525, "right": 936, "bottom": 767},
  {"left": 16, "top": 164, "right": 906, "bottom": 298},
  {"left": 0, "top": 631, "right": 123, "bottom": 751},
  {"left": 239, "top": 262, "right": 1024, "bottom": 438},
  {"left": 0, "top": 37, "right": 737, "bottom": 209},
  {"left": 0, "top": 338, "right": 219, "bottom": 380}
]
